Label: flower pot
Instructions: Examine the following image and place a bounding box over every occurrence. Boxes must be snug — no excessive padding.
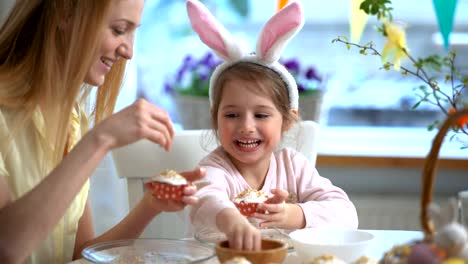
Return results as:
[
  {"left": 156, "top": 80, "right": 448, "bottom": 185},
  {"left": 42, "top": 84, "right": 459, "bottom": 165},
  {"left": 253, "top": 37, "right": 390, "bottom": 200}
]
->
[
  {"left": 172, "top": 94, "right": 211, "bottom": 129},
  {"left": 172, "top": 90, "right": 324, "bottom": 129},
  {"left": 299, "top": 90, "right": 324, "bottom": 122}
]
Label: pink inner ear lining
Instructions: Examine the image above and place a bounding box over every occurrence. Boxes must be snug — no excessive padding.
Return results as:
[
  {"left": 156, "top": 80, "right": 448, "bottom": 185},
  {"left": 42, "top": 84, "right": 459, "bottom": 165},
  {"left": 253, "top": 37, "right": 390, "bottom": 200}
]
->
[
  {"left": 192, "top": 21, "right": 229, "bottom": 59},
  {"left": 259, "top": 21, "right": 300, "bottom": 57},
  {"left": 187, "top": 1, "right": 230, "bottom": 59},
  {"left": 258, "top": 2, "right": 303, "bottom": 57}
]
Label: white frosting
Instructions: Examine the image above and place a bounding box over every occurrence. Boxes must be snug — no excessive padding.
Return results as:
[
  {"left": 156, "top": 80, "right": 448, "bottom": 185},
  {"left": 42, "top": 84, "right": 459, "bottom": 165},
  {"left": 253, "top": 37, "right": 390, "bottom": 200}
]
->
[
  {"left": 311, "top": 255, "right": 346, "bottom": 264},
  {"left": 224, "top": 257, "right": 252, "bottom": 264},
  {"left": 233, "top": 189, "right": 269, "bottom": 203},
  {"left": 152, "top": 170, "right": 187, "bottom": 186}
]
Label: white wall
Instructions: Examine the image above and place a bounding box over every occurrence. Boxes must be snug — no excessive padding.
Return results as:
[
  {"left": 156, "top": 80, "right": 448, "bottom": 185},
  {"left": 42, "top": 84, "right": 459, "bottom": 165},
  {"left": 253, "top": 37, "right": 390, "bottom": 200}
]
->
[{"left": 0, "top": 0, "right": 14, "bottom": 26}]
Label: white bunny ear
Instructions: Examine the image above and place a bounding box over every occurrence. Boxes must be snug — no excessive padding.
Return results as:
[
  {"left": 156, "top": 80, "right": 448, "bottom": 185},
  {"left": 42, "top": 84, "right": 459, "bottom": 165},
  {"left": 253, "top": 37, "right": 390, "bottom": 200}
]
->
[
  {"left": 256, "top": 1, "right": 304, "bottom": 64},
  {"left": 186, "top": 0, "right": 244, "bottom": 61}
]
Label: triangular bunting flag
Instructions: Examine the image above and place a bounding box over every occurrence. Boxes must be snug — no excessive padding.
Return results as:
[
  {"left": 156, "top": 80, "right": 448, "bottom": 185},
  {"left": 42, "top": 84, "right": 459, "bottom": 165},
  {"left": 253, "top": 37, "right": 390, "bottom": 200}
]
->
[
  {"left": 433, "top": 0, "right": 458, "bottom": 51},
  {"left": 350, "top": 0, "right": 369, "bottom": 43},
  {"left": 277, "top": 0, "right": 289, "bottom": 12}
]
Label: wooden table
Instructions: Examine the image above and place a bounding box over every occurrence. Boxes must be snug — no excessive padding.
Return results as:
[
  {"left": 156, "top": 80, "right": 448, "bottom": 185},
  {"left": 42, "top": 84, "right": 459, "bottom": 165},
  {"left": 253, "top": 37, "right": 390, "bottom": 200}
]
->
[{"left": 68, "top": 229, "right": 423, "bottom": 264}]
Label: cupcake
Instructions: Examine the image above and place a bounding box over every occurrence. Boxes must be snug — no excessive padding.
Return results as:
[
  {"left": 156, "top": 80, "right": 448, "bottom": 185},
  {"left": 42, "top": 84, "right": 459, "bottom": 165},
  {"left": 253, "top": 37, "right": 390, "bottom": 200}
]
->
[
  {"left": 310, "top": 255, "right": 346, "bottom": 264},
  {"left": 233, "top": 189, "right": 269, "bottom": 217},
  {"left": 223, "top": 256, "right": 252, "bottom": 264},
  {"left": 145, "top": 170, "right": 188, "bottom": 201},
  {"left": 354, "top": 256, "right": 378, "bottom": 264}
]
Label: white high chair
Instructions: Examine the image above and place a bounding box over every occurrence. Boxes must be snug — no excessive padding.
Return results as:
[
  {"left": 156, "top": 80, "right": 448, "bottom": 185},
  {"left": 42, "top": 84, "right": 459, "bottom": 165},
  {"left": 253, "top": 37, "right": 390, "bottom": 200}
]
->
[{"left": 111, "top": 120, "right": 320, "bottom": 239}]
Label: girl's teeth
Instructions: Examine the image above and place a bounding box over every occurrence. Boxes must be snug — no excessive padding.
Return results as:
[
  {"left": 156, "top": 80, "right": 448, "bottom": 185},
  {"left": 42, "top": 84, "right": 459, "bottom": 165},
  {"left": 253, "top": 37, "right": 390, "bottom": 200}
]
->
[{"left": 238, "top": 140, "right": 260, "bottom": 148}]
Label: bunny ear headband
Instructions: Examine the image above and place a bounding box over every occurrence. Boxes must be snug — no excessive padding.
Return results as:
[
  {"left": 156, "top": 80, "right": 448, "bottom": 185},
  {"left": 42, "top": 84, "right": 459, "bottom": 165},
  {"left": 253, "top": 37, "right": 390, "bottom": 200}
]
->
[{"left": 186, "top": 0, "right": 304, "bottom": 110}]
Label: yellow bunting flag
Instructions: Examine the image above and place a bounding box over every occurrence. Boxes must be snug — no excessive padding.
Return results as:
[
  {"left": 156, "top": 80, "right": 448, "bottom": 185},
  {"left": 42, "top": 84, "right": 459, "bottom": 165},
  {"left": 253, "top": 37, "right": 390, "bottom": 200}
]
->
[
  {"left": 277, "top": 0, "right": 289, "bottom": 12},
  {"left": 349, "top": 0, "right": 369, "bottom": 43}
]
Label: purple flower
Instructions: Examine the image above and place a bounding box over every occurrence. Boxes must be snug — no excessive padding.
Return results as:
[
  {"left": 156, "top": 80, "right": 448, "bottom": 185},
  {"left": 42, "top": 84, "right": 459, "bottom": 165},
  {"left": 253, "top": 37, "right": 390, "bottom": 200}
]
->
[
  {"left": 176, "top": 65, "right": 188, "bottom": 83},
  {"left": 167, "top": 52, "right": 322, "bottom": 97},
  {"left": 283, "top": 58, "right": 300, "bottom": 75},
  {"left": 164, "top": 81, "right": 173, "bottom": 93},
  {"left": 297, "top": 83, "right": 306, "bottom": 92},
  {"left": 199, "top": 72, "right": 209, "bottom": 81},
  {"left": 305, "top": 66, "right": 321, "bottom": 81}
]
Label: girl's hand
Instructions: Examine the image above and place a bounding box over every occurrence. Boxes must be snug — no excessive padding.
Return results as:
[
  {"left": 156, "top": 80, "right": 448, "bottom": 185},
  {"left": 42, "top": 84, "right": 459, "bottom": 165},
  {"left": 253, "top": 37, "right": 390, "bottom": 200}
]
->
[
  {"left": 225, "top": 218, "right": 262, "bottom": 251},
  {"left": 254, "top": 189, "right": 293, "bottom": 229},
  {"left": 145, "top": 168, "right": 206, "bottom": 212},
  {"left": 90, "top": 99, "right": 174, "bottom": 151}
]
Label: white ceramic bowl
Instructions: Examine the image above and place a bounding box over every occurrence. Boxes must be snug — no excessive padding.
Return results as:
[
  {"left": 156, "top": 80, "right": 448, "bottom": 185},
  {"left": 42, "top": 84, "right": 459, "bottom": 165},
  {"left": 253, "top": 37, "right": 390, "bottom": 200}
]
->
[{"left": 289, "top": 228, "right": 375, "bottom": 263}]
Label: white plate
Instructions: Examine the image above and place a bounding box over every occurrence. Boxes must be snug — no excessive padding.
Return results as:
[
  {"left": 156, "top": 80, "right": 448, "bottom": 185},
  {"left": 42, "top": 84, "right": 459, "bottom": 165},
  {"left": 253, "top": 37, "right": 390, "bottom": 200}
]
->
[{"left": 82, "top": 239, "right": 215, "bottom": 264}]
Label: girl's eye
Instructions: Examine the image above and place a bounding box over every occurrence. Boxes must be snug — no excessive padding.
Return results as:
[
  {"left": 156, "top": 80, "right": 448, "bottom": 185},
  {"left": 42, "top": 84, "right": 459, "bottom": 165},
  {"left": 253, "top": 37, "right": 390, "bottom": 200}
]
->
[
  {"left": 224, "top": 113, "right": 238, "bottom": 118},
  {"left": 255, "top": 113, "right": 269, "bottom": 119}
]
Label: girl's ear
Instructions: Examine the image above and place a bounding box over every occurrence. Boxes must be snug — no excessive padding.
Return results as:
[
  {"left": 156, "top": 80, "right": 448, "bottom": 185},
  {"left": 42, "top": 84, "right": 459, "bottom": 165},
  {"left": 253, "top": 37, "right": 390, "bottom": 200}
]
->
[{"left": 282, "top": 109, "right": 299, "bottom": 132}]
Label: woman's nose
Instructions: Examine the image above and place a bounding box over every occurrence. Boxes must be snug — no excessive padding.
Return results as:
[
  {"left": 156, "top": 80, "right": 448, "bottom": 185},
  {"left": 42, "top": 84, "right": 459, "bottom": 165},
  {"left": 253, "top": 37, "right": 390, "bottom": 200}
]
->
[{"left": 117, "top": 39, "right": 134, "bottom": 60}]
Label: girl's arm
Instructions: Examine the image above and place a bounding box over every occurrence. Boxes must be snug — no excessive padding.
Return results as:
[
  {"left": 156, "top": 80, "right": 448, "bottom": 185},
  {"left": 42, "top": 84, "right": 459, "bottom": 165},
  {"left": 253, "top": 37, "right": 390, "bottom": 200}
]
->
[
  {"left": 256, "top": 188, "right": 306, "bottom": 229},
  {"left": 254, "top": 149, "right": 358, "bottom": 229}
]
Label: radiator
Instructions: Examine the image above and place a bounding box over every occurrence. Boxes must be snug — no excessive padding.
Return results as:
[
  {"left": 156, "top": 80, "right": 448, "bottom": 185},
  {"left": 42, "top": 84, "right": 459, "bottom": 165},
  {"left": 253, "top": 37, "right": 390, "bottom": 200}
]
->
[{"left": 351, "top": 194, "right": 450, "bottom": 231}]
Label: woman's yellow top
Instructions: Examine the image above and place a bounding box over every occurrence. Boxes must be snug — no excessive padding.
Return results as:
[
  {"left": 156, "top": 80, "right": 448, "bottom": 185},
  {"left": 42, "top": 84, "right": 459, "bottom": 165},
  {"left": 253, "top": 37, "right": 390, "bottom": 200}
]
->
[{"left": 0, "top": 106, "right": 90, "bottom": 264}]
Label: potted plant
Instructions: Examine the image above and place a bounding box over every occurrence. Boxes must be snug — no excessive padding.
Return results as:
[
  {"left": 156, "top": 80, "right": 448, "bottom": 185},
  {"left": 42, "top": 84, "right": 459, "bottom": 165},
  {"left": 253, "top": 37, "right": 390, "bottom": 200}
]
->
[{"left": 165, "top": 51, "right": 325, "bottom": 129}]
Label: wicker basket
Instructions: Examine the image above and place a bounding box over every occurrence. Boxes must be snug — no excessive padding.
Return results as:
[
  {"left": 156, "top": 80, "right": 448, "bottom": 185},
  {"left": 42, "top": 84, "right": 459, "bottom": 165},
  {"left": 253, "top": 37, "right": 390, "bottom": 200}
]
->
[
  {"left": 420, "top": 108, "right": 468, "bottom": 242},
  {"left": 381, "top": 109, "right": 468, "bottom": 263}
]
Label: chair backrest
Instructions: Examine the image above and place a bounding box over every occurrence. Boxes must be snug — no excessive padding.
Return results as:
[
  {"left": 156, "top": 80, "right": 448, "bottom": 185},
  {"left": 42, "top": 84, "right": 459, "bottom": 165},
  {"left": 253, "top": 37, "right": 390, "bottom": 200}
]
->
[{"left": 111, "top": 120, "right": 320, "bottom": 239}]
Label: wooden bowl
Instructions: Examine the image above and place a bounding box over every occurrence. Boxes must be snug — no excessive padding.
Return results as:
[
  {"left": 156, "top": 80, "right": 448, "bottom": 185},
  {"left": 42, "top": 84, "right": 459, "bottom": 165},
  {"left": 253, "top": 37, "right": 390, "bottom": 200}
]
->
[{"left": 215, "top": 239, "right": 288, "bottom": 264}]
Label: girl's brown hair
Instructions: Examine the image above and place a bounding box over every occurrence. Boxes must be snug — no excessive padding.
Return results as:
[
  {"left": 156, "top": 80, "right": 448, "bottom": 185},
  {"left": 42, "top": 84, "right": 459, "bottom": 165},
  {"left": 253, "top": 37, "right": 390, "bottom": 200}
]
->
[
  {"left": 0, "top": 0, "right": 126, "bottom": 165},
  {"left": 210, "top": 62, "right": 298, "bottom": 131}
]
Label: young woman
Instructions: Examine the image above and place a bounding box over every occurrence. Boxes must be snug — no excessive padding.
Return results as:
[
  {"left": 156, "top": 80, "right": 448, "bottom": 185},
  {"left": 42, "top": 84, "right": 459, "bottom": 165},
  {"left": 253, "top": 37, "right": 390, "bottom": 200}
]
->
[
  {"left": 186, "top": 0, "right": 358, "bottom": 251},
  {"left": 0, "top": 1, "right": 204, "bottom": 263}
]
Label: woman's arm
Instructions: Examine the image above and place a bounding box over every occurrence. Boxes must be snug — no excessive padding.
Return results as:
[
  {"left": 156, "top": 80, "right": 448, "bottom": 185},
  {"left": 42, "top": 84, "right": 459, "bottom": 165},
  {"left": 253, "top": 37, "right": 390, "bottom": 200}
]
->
[
  {"left": 0, "top": 130, "right": 109, "bottom": 263},
  {"left": 72, "top": 192, "right": 162, "bottom": 260},
  {"left": 73, "top": 201, "right": 95, "bottom": 260},
  {"left": 72, "top": 169, "right": 204, "bottom": 260},
  {"left": 0, "top": 99, "right": 174, "bottom": 263}
]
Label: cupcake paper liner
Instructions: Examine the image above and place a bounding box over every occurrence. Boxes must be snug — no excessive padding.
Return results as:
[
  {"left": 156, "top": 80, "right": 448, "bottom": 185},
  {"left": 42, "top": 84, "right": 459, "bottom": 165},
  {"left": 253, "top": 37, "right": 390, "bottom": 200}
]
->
[{"left": 145, "top": 181, "right": 187, "bottom": 201}]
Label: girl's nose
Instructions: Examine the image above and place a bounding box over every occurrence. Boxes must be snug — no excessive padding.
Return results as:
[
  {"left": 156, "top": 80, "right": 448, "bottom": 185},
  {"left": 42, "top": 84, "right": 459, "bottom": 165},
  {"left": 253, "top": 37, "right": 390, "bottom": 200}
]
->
[{"left": 240, "top": 116, "right": 255, "bottom": 134}]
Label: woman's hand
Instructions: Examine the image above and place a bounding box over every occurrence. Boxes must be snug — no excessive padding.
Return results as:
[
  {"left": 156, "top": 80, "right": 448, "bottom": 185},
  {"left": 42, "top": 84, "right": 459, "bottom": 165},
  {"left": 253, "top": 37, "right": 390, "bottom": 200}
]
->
[
  {"left": 145, "top": 167, "right": 206, "bottom": 212},
  {"left": 90, "top": 99, "right": 174, "bottom": 151},
  {"left": 253, "top": 188, "right": 304, "bottom": 229}
]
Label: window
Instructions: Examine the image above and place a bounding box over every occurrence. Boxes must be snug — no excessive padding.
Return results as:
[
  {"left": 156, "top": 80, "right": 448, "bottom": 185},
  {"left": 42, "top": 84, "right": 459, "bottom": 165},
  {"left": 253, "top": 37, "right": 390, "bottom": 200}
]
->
[{"left": 133, "top": 0, "right": 468, "bottom": 156}]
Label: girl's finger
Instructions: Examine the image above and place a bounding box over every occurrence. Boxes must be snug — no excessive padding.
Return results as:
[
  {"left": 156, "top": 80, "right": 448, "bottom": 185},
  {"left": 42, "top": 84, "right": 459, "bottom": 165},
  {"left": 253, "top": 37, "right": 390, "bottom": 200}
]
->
[
  {"left": 230, "top": 231, "right": 243, "bottom": 250},
  {"left": 182, "top": 196, "right": 198, "bottom": 205},
  {"left": 183, "top": 185, "right": 197, "bottom": 195},
  {"left": 259, "top": 202, "right": 283, "bottom": 213},
  {"left": 243, "top": 232, "right": 254, "bottom": 251},
  {"left": 253, "top": 231, "right": 262, "bottom": 251}
]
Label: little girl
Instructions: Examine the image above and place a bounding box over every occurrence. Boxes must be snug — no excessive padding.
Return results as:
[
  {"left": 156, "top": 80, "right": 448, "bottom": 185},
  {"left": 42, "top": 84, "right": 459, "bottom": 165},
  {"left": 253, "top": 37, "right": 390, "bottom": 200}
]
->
[{"left": 186, "top": 0, "right": 358, "bottom": 251}]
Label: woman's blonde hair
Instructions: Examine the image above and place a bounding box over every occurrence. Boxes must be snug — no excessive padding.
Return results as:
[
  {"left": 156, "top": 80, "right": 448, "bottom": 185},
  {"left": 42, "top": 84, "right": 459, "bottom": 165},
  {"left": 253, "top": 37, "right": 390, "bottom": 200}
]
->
[{"left": 0, "top": 0, "right": 126, "bottom": 165}]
